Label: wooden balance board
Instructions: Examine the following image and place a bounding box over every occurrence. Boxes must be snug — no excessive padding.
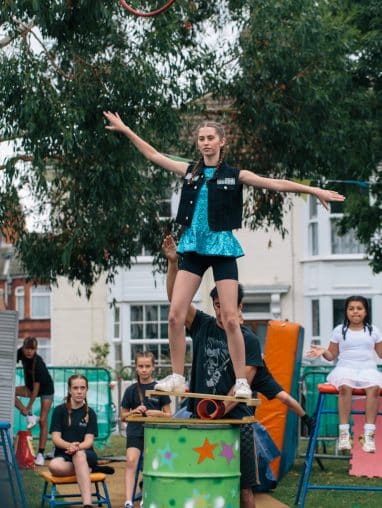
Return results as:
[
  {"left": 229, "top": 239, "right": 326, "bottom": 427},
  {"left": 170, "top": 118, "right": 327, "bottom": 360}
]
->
[
  {"left": 124, "top": 390, "right": 260, "bottom": 424},
  {"left": 145, "top": 390, "right": 260, "bottom": 406}
]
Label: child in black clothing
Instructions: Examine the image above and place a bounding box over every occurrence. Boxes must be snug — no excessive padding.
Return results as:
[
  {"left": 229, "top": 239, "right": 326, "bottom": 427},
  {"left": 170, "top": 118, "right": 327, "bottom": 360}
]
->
[
  {"left": 49, "top": 374, "right": 98, "bottom": 508},
  {"left": 15, "top": 336, "right": 54, "bottom": 466},
  {"left": 121, "top": 352, "right": 171, "bottom": 508}
]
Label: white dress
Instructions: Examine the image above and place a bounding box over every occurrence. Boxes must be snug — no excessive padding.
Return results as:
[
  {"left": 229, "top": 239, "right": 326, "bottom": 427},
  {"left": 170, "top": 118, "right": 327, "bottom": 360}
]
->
[{"left": 327, "top": 324, "right": 382, "bottom": 389}]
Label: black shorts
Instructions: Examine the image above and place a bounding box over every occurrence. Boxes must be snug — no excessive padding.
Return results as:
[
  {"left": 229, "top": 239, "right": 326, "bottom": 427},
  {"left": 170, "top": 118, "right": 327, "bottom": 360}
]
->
[
  {"left": 55, "top": 449, "right": 98, "bottom": 469},
  {"left": 252, "top": 364, "right": 283, "bottom": 400},
  {"left": 179, "top": 252, "right": 238, "bottom": 281},
  {"left": 240, "top": 424, "right": 258, "bottom": 490},
  {"left": 126, "top": 436, "right": 144, "bottom": 451}
]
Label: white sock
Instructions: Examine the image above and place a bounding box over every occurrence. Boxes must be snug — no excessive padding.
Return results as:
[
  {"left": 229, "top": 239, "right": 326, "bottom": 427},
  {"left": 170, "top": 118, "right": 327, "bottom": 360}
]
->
[
  {"left": 236, "top": 378, "right": 247, "bottom": 384},
  {"left": 339, "top": 424, "right": 350, "bottom": 433},
  {"left": 364, "top": 423, "right": 376, "bottom": 434}
]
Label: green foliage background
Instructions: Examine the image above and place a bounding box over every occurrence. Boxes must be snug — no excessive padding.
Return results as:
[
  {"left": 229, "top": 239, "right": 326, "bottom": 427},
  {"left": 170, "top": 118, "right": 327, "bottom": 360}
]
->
[{"left": 0, "top": 1, "right": 381, "bottom": 292}]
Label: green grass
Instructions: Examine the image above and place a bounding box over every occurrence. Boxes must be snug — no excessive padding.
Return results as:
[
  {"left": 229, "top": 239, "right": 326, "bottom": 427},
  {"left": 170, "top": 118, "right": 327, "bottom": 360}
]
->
[{"left": 19, "top": 435, "right": 382, "bottom": 508}]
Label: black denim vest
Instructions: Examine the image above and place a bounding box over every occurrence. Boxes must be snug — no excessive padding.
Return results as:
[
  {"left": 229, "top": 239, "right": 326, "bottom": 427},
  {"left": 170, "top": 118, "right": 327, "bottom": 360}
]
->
[{"left": 175, "top": 161, "right": 243, "bottom": 231}]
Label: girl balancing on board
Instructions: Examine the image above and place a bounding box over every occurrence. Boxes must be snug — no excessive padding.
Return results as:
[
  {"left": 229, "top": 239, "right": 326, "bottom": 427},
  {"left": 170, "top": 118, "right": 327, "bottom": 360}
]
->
[{"left": 104, "top": 110, "right": 345, "bottom": 399}]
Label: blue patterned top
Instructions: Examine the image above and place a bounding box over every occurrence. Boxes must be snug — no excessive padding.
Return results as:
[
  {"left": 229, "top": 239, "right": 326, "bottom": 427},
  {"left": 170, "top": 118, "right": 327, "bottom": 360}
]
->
[{"left": 177, "top": 167, "right": 244, "bottom": 257}]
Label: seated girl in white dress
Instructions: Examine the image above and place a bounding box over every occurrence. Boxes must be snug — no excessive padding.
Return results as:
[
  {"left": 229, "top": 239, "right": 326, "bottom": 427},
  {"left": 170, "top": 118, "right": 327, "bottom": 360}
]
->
[{"left": 307, "top": 295, "right": 382, "bottom": 453}]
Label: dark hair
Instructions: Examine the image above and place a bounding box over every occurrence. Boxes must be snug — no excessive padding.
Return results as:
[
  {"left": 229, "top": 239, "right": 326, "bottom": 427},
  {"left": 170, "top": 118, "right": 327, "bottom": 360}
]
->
[
  {"left": 22, "top": 336, "right": 38, "bottom": 383},
  {"left": 210, "top": 284, "right": 244, "bottom": 306},
  {"left": 23, "top": 336, "right": 37, "bottom": 349},
  {"left": 66, "top": 374, "right": 89, "bottom": 426},
  {"left": 190, "top": 121, "right": 226, "bottom": 183},
  {"left": 135, "top": 351, "right": 155, "bottom": 404},
  {"left": 341, "top": 295, "right": 372, "bottom": 340}
]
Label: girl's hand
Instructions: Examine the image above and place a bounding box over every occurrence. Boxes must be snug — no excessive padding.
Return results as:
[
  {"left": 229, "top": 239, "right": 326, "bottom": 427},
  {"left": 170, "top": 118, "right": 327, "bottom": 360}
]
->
[
  {"left": 103, "top": 111, "right": 127, "bottom": 133},
  {"left": 131, "top": 405, "right": 147, "bottom": 416},
  {"left": 21, "top": 407, "right": 29, "bottom": 416},
  {"left": 314, "top": 188, "right": 345, "bottom": 210},
  {"left": 305, "top": 345, "right": 326, "bottom": 358},
  {"left": 162, "top": 235, "right": 178, "bottom": 263},
  {"left": 65, "top": 442, "right": 80, "bottom": 455}
]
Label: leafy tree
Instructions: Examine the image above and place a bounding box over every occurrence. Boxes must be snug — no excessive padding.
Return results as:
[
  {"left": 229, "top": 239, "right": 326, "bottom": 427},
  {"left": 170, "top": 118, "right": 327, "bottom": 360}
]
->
[
  {"left": 0, "top": 1, "right": 226, "bottom": 293},
  {"left": 1, "top": 0, "right": 382, "bottom": 294},
  {"left": 225, "top": 0, "right": 382, "bottom": 266}
]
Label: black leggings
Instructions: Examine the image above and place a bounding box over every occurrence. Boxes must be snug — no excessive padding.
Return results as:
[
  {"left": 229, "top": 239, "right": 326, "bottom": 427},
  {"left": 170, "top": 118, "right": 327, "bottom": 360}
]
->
[{"left": 179, "top": 252, "right": 238, "bottom": 281}]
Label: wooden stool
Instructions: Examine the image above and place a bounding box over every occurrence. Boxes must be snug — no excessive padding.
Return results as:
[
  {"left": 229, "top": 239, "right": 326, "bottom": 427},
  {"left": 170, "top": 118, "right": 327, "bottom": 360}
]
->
[
  {"left": 295, "top": 383, "right": 382, "bottom": 507},
  {"left": 39, "top": 470, "right": 112, "bottom": 507}
]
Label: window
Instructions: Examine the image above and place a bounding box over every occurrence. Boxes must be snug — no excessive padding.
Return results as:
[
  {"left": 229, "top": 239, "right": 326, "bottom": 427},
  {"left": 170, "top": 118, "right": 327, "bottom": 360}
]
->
[
  {"left": 311, "top": 299, "right": 320, "bottom": 336},
  {"left": 243, "top": 302, "right": 270, "bottom": 313},
  {"left": 30, "top": 286, "right": 51, "bottom": 319},
  {"left": 130, "top": 303, "right": 191, "bottom": 365},
  {"left": 308, "top": 196, "right": 318, "bottom": 255},
  {"left": 330, "top": 219, "right": 365, "bottom": 254},
  {"left": 15, "top": 287, "right": 25, "bottom": 319},
  {"left": 113, "top": 306, "right": 120, "bottom": 339},
  {"left": 308, "top": 222, "right": 319, "bottom": 255},
  {"left": 114, "top": 342, "right": 122, "bottom": 372},
  {"left": 332, "top": 298, "right": 372, "bottom": 329}
]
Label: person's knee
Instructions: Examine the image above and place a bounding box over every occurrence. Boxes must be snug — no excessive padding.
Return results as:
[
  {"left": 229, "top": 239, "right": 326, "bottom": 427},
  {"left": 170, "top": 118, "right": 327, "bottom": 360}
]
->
[
  {"left": 338, "top": 385, "right": 352, "bottom": 396},
  {"left": 221, "top": 312, "right": 239, "bottom": 333},
  {"left": 49, "top": 459, "right": 67, "bottom": 475},
  {"left": 168, "top": 309, "right": 184, "bottom": 330},
  {"left": 125, "top": 457, "right": 139, "bottom": 471},
  {"left": 367, "top": 386, "right": 380, "bottom": 398},
  {"left": 39, "top": 417, "right": 48, "bottom": 427},
  {"left": 240, "top": 488, "right": 256, "bottom": 507},
  {"left": 72, "top": 450, "right": 88, "bottom": 466}
]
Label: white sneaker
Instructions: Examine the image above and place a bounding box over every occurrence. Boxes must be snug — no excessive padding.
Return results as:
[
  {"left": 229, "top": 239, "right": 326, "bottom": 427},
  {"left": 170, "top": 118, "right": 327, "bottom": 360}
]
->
[
  {"left": 124, "top": 502, "right": 133, "bottom": 508},
  {"left": 234, "top": 379, "right": 252, "bottom": 399},
  {"left": 361, "top": 432, "right": 376, "bottom": 453},
  {"left": 35, "top": 452, "right": 45, "bottom": 466},
  {"left": 338, "top": 431, "right": 352, "bottom": 451},
  {"left": 26, "top": 414, "right": 39, "bottom": 430},
  {"left": 154, "top": 374, "right": 186, "bottom": 393}
]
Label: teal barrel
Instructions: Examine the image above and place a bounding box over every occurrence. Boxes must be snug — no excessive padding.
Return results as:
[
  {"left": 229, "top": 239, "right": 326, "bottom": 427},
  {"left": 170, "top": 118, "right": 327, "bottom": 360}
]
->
[{"left": 143, "top": 423, "right": 241, "bottom": 507}]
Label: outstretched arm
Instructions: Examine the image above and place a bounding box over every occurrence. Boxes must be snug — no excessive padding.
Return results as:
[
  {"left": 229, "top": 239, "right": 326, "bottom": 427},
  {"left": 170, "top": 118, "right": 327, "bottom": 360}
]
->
[
  {"left": 305, "top": 342, "right": 339, "bottom": 361},
  {"left": 162, "top": 235, "right": 196, "bottom": 329},
  {"left": 103, "top": 111, "right": 188, "bottom": 176},
  {"left": 239, "top": 170, "right": 345, "bottom": 210}
]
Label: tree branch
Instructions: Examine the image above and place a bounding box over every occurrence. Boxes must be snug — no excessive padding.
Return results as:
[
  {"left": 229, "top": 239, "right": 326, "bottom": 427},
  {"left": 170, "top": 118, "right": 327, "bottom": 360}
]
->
[
  {"left": 0, "top": 154, "right": 34, "bottom": 170},
  {"left": 13, "top": 17, "right": 74, "bottom": 80}
]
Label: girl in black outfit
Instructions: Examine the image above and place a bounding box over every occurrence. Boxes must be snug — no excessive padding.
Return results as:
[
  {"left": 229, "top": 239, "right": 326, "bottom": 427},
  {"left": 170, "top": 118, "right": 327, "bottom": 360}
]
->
[
  {"left": 49, "top": 374, "right": 98, "bottom": 508},
  {"left": 15, "top": 336, "right": 54, "bottom": 466},
  {"left": 121, "top": 352, "right": 171, "bottom": 508}
]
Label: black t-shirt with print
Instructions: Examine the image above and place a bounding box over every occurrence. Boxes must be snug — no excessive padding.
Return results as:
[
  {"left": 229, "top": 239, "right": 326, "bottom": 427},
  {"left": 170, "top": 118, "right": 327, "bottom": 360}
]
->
[
  {"left": 17, "top": 348, "right": 54, "bottom": 395},
  {"left": 50, "top": 403, "right": 98, "bottom": 455},
  {"left": 187, "top": 310, "right": 263, "bottom": 419},
  {"left": 121, "top": 381, "right": 171, "bottom": 438}
]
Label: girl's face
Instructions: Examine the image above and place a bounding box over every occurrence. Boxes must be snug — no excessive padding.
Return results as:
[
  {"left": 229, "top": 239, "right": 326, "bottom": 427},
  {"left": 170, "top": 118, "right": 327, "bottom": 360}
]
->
[
  {"left": 136, "top": 357, "right": 155, "bottom": 383},
  {"left": 69, "top": 378, "right": 88, "bottom": 405},
  {"left": 347, "top": 300, "right": 367, "bottom": 326},
  {"left": 197, "top": 127, "right": 225, "bottom": 158},
  {"left": 23, "top": 347, "right": 36, "bottom": 359}
]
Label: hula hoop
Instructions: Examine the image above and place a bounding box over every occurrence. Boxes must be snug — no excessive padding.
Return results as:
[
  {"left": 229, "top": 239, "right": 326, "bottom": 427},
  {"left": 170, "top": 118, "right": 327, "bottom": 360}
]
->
[{"left": 118, "top": 0, "right": 176, "bottom": 17}]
